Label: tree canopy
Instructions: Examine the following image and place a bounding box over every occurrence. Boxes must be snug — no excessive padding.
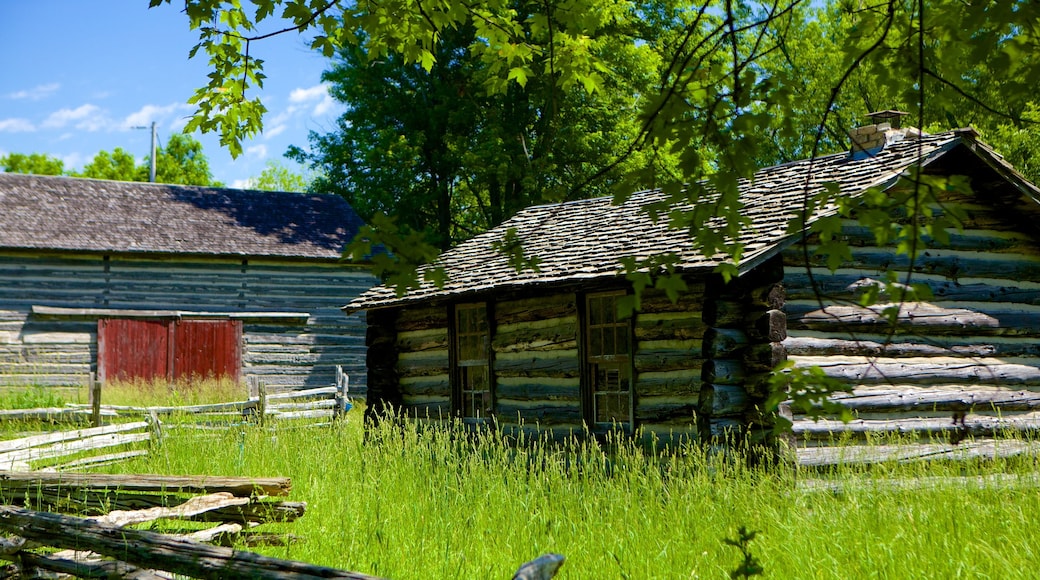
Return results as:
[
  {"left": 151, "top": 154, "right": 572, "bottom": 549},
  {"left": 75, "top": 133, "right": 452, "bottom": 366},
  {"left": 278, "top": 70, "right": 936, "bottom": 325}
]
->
[
  {"left": 155, "top": 0, "right": 1040, "bottom": 265},
  {"left": 242, "top": 159, "right": 314, "bottom": 192},
  {"left": 289, "top": 4, "right": 671, "bottom": 249},
  {"left": 0, "top": 153, "right": 65, "bottom": 176},
  {"left": 2, "top": 134, "right": 220, "bottom": 186}
]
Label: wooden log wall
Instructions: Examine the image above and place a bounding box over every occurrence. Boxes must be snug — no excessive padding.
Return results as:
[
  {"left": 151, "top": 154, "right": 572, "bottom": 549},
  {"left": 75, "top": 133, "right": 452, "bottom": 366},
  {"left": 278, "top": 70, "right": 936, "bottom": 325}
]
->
[
  {"left": 392, "top": 304, "right": 451, "bottom": 422},
  {"left": 631, "top": 285, "right": 705, "bottom": 443},
  {"left": 493, "top": 294, "right": 581, "bottom": 439},
  {"left": 381, "top": 286, "right": 713, "bottom": 443},
  {"left": 0, "top": 252, "right": 374, "bottom": 393},
  {"left": 699, "top": 255, "right": 787, "bottom": 444},
  {"left": 784, "top": 181, "right": 1040, "bottom": 450}
]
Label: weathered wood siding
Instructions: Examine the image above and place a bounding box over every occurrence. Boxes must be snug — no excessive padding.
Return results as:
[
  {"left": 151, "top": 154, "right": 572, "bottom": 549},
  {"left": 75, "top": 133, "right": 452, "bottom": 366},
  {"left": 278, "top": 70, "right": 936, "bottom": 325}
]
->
[
  {"left": 699, "top": 256, "right": 787, "bottom": 443},
  {"left": 784, "top": 184, "right": 1040, "bottom": 446},
  {"left": 494, "top": 294, "right": 581, "bottom": 437},
  {"left": 0, "top": 251, "right": 374, "bottom": 392},
  {"left": 633, "top": 286, "right": 705, "bottom": 442},
  {"left": 393, "top": 304, "right": 451, "bottom": 422},
  {"left": 376, "top": 286, "right": 713, "bottom": 441}
]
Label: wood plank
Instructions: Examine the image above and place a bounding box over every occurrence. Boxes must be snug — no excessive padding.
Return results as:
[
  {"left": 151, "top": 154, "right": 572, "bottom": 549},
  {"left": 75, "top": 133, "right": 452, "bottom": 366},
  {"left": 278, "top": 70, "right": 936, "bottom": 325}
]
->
[
  {"left": 0, "top": 422, "right": 149, "bottom": 454},
  {"left": 793, "top": 411, "right": 1040, "bottom": 440},
  {"left": 496, "top": 400, "right": 582, "bottom": 425},
  {"left": 399, "top": 375, "right": 450, "bottom": 396},
  {"left": 495, "top": 377, "right": 579, "bottom": 401},
  {"left": 0, "top": 506, "right": 384, "bottom": 580},
  {"left": 495, "top": 294, "right": 576, "bottom": 325},
  {"left": 494, "top": 349, "right": 580, "bottom": 378},
  {"left": 0, "top": 473, "right": 291, "bottom": 497},
  {"left": 634, "top": 311, "right": 706, "bottom": 341},
  {"left": 0, "top": 432, "right": 151, "bottom": 467},
  {"left": 395, "top": 328, "right": 449, "bottom": 352},
  {"left": 793, "top": 355, "right": 1040, "bottom": 386},
  {"left": 810, "top": 384, "right": 1040, "bottom": 413},
  {"left": 13, "top": 551, "right": 171, "bottom": 580},
  {"left": 784, "top": 334, "right": 1040, "bottom": 358},
  {"left": 635, "top": 369, "right": 702, "bottom": 397},
  {"left": 784, "top": 269, "right": 1040, "bottom": 304},
  {"left": 635, "top": 397, "right": 698, "bottom": 423},
  {"left": 796, "top": 439, "right": 1040, "bottom": 467},
  {"left": 634, "top": 343, "right": 702, "bottom": 373},
  {"left": 788, "top": 301, "right": 1040, "bottom": 335},
  {"left": 92, "top": 493, "right": 250, "bottom": 527},
  {"left": 492, "top": 317, "right": 577, "bottom": 353},
  {"left": 801, "top": 246, "right": 1040, "bottom": 281},
  {"left": 0, "top": 408, "right": 115, "bottom": 422}
]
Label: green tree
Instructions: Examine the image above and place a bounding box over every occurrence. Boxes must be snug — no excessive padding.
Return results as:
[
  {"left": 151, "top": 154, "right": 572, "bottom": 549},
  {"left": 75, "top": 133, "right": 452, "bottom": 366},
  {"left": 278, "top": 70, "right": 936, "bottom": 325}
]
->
[
  {"left": 153, "top": 133, "right": 220, "bottom": 186},
  {"left": 290, "top": 3, "right": 671, "bottom": 249},
  {"left": 243, "top": 159, "right": 313, "bottom": 192},
  {"left": 73, "top": 134, "right": 218, "bottom": 186},
  {"left": 77, "top": 148, "right": 142, "bottom": 181},
  {"left": 0, "top": 152, "right": 65, "bottom": 175}
]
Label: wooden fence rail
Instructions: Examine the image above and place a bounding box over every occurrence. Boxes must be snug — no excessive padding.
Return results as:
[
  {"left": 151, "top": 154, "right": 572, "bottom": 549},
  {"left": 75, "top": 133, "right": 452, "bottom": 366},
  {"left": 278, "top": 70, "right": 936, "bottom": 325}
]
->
[{"left": 0, "top": 472, "right": 565, "bottom": 580}]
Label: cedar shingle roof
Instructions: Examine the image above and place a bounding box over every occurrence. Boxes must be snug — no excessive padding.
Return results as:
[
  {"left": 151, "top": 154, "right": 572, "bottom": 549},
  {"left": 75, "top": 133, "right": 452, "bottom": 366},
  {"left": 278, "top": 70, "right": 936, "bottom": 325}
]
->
[
  {"left": 0, "top": 173, "right": 364, "bottom": 259},
  {"left": 348, "top": 129, "right": 1040, "bottom": 311}
]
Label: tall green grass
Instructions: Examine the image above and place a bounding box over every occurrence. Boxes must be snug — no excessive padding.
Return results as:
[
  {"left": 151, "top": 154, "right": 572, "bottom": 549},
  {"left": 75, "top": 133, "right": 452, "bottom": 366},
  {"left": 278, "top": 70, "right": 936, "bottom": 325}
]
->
[{"left": 104, "top": 410, "right": 1040, "bottom": 579}]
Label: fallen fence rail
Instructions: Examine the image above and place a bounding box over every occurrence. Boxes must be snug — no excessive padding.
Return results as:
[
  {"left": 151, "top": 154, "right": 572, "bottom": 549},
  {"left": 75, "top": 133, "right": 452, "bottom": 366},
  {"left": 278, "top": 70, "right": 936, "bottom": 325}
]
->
[{"left": 0, "top": 470, "right": 565, "bottom": 580}]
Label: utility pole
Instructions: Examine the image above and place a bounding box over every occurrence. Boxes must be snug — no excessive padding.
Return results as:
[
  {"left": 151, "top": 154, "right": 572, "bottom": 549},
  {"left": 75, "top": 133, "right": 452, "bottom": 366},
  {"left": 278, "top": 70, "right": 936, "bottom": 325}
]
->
[
  {"left": 148, "top": 121, "right": 156, "bottom": 183},
  {"left": 133, "top": 122, "right": 157, "bottom": 182}
]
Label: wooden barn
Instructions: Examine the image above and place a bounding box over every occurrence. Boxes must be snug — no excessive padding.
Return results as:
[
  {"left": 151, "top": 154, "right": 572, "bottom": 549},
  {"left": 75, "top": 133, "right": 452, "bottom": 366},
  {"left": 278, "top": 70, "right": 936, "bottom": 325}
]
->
[
  {"left": 0, "top": 173, "right": 375, "bottom": 393},
  {"left": 347, "top": 121, "right": 1040, "bottom": 456}
]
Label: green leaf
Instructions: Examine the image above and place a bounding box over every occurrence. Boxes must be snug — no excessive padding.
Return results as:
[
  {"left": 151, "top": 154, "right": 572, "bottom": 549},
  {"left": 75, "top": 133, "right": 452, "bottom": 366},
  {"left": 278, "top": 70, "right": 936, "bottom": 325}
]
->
[{"left": 507, "top": 66, "right": 529, "bottom": 87}]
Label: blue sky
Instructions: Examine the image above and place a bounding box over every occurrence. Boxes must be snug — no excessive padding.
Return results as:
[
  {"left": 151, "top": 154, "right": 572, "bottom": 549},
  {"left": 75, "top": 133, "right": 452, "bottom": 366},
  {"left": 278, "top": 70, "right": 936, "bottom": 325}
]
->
[{"left": 0, "top": 1, "right": 344, "bottom": 188}]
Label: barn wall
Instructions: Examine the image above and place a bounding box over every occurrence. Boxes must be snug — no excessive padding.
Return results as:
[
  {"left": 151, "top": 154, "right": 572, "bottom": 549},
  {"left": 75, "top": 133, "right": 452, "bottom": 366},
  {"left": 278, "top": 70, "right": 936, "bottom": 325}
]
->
[
  {"left": 784, "top": 184, "right": 1040, "bottom": 446},
  {"left": 0, "top": 251, "right": 374, "bottom": 393}
]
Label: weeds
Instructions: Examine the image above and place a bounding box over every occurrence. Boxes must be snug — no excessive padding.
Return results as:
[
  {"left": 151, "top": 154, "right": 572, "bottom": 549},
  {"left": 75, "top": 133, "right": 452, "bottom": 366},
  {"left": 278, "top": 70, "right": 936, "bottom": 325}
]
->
[
  {"left": 90, "top": 411, "right": 1040, "bottom": 578},
  {"left": 724, "top": 526, "right": 763, "bottom": 579}
]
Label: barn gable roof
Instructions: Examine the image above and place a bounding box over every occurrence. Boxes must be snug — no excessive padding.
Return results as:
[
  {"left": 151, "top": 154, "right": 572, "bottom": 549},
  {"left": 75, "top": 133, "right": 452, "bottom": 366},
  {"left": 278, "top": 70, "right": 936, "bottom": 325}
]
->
[
  {"left": 0, "top": 173, "right": 364, "bottom": 260},
  {"left": 348, "top": 128, "right": 1040, "bottom": 311}
]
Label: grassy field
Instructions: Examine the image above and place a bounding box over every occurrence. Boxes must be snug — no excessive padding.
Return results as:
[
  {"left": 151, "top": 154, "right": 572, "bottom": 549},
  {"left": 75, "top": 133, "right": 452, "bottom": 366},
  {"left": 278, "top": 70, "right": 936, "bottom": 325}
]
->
[
  {"left": 0, "top": 378, "right": 246, "bottom": 410},
  {"left": 72, "top": 408, "right": 1040, "bottom": 579}
]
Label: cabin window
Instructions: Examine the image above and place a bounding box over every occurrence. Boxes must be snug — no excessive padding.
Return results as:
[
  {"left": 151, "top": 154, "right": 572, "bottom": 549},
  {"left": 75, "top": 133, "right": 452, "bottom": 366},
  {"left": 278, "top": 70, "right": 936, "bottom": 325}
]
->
[
  {"left": 454, "top": 303, "right": 493, "bottom": 420},
  {"left": 584, "top": 291, "right": 632, "bottom": 427}
]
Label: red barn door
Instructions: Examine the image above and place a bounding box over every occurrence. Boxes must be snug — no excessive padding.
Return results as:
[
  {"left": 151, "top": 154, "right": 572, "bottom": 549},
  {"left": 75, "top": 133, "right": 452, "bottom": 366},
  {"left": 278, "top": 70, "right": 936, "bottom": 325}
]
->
[
  {"left": 97, "top": 318, "right": 241, "bottom": 383},
  {"left": 173, "top": 319, "right": 242, "bottom": 382},
  {"left": 97, "top": 319, "right": 172, "bottom": 383}
]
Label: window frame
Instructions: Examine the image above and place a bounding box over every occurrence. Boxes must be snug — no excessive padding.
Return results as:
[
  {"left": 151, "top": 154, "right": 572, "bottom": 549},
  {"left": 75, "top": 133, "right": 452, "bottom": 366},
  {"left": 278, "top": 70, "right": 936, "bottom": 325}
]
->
[
  {"left": 580, "top": 290, "right": 635, "bottom": 431},
  {"left": 450, "top": 302, "right": 495, "bottom": 423}
]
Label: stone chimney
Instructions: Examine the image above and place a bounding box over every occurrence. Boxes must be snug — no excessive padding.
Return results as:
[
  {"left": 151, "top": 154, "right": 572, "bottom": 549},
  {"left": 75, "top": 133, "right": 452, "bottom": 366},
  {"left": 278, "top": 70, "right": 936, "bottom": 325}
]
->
[{"left": 849, "top": 110, "right": 923, "bottom": 157}]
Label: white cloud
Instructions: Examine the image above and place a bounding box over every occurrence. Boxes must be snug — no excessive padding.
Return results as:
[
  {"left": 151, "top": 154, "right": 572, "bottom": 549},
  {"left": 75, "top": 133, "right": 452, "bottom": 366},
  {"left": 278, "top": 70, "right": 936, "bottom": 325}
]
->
[
  {"left": 0, "top": 118, "right": 35, "bottom": 133},
  {"left": 123, "top": 103, "right": 191, "bottom": 130},
  {"left": 289, "top": 84, "right": 339, "bottom": 117},
  {"left": 264, "top": 124, "right": 287, "bottom": 139},
  {"left": 289, "top": 84, "right": 329, "bottom": 104},
  {"left": 42, "top": 104, "right": 109, "bottom": 131},
  {"left": 312, "top": 93, "right": 336, "bottom": 116},
  {"left": 8, "top": 83, "right": 60, "bottom": 100},
  {"left": 245, "top": 144, "right": 268, "bottom": 159},
  {"left": 231, "top": 178, "right": 253, "bottom": 189}
]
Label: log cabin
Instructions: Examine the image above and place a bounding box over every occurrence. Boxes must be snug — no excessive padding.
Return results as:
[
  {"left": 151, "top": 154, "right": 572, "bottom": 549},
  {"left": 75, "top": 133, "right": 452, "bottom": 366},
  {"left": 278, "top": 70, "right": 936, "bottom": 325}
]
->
[
  {"left": 0, "top": 173, "right": 376, "bottom": 393},
  {"left": 347, "top": 118, "right": 1040, "bottom": 457}
]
